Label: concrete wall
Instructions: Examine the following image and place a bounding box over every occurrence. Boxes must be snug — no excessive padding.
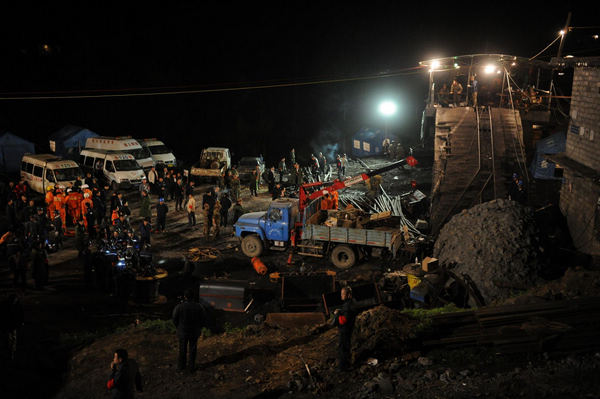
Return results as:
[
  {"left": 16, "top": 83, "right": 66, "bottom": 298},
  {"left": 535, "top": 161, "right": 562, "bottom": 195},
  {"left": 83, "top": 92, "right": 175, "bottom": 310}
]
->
[
  {"left": 559, "top": 169, "right": 600, "bottom": 256},
  {"left": 560, "top": 65, "right": 600, "bottom": 258},
  {"left": 566, "top": 67, "right": 600, "bottom": 172}
]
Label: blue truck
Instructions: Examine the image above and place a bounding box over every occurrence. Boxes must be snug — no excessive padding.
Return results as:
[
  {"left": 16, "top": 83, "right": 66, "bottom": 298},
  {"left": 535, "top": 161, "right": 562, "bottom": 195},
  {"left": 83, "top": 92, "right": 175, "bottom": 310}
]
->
[{"left": 234, "top": 158, "right": 418, "bottom": 268}]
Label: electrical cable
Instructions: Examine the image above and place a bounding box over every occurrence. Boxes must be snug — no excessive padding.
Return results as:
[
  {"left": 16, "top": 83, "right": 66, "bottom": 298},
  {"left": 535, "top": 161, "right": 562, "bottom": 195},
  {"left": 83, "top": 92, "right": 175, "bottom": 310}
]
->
[
  {"left": 529, "top": 35, "right": 562, "bottom": 61},
  {"left": 0, "top": 66, "right": 426, "bottom": 101}
]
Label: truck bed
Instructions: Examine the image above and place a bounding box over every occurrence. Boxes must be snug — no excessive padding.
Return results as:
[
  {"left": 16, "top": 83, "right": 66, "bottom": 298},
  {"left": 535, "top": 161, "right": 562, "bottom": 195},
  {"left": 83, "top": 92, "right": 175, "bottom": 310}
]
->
[{"left": 302, "top": 223, "right": 398, "bottom": 248}]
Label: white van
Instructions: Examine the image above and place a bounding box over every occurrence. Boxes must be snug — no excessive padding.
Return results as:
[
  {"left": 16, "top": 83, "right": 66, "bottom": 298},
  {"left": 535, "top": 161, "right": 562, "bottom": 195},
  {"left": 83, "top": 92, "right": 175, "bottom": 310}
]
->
[
  {"left": 21, "top": 154, "right": 84, "bottom": 194},
  {"left": 84, "top": 136, "right": 154, "bottom": 171},
  {"left": 79, "top": 149, "right": 146, "bottom": 190},
  {"left": 138, "top": 138, "right": 177, "bottom": 168}
]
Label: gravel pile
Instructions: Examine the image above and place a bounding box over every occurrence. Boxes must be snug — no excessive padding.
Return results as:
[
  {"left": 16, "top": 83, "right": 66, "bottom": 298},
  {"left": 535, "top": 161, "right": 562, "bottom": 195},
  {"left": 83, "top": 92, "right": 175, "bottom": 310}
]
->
[{"left": 433, "top": 199, "right": 542, "bottom": 303}]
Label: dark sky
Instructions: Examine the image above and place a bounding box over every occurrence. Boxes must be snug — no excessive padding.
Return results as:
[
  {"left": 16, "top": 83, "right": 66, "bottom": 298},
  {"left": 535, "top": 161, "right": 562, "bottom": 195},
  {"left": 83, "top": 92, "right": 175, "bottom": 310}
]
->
[{"left": 0, "top": 3, "right": 598, "bottom": 165}]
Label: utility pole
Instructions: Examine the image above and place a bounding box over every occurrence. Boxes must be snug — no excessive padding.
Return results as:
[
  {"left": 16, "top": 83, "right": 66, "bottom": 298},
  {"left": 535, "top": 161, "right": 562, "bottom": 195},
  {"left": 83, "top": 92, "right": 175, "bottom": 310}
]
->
[{"left": 549, "top": 12, "right": 572, "bottom": 110}]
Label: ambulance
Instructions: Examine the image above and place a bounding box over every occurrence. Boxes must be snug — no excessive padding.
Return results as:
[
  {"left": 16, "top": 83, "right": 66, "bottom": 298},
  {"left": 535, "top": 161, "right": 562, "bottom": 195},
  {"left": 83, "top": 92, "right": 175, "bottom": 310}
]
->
[
  {"left": 20, "top": 154, "right": 83, "bottom": 194},
  {"left": 138, "top": 138, "right": 177, "bottom": 168},
  {"left": 84, "top": 136, "right": 154, "bottom": 171},
  {"left": 79, "top": 149, "right": 146, "bottom": 190}
]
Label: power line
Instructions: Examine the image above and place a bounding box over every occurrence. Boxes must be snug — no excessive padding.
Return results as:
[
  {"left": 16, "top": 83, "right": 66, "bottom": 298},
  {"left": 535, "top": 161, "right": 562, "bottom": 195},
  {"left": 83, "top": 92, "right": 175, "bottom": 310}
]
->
[
  {"left": 529, "top": 34, "right": 562, "bottom": 61},
  {"left": 0, "top": 67, "right": 426, "bottom": 101}
]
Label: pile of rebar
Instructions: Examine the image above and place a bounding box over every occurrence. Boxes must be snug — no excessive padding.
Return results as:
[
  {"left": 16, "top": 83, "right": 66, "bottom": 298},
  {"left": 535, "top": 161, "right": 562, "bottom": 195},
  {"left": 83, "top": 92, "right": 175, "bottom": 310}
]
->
[
  {"left": 339, "top": 187, "right": 423, "bottom": 237},
  {"left": 187, "top": 247, "right": 221, "bottom": 262}
]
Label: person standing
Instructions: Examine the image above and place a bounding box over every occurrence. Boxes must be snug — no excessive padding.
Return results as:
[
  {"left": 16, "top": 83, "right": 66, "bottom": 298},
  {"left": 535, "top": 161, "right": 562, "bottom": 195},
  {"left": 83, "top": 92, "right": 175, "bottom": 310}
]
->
[
  {"left": 172, "top": 289, "right": 205, "bottom": 372},
  {"left": 318, "top": 152, "right": 327, "bottom": 176},
  {"left": 219, "top": 193, "right": 232, "bottom": 227},
  {"left": 331, "top": 286, "right": 356, "bottom": 371},
  {"left": 212, "top": 200, "right": 221, "bottom": 239},
  {"left": 139, "top": 177, "right": 151, "bottom": 199},
  {"left": 174, "top": 179, "right": 184, "bottom": 211},
  {"left": 278, "top": 157, "right": 287, "bottom": 182},
  {"left": 201, "top": 203, "right": 211, "bottom": 240},
  {"left": 249, "top": 169, "right": 259, "bottom": 197},
  {"left": 266, "top": 167, "right": 276, "bottom": 194},
  {"left": 139, "top": 217, "right": 152, "bottom": 249},
  {"left": 336, "top": 155, "right": 343, "bottom": 180},
  {"left": 341, "top": 154, "right": 348, "bottom": 176},
  {"left": 107, "top": 348, "right": 142, "bottom": 398},
  {"left": 469, "top": 74, "right": 479, "bottom": 107},
  {"left": 75, "top": 218, "right": 88, "bottom": 257},
  {"left": 186, "top": 194, "right": 196, "bottom": 227},
  {"left": 231, "top": 199, "right": 245, "bottom": 225},
  {"left": 230, "top": 175, "right": 241, "bottom": 202},
  {"left": 139, "top": 190, "right": 151, "bottom": 223},
  {"left": 310, "top": 155, "right": 320, "bottom": 180},
  {"left": 289, "top": 148, "right": 296, "bottom": 166},
  {"left": 450, "top": 78, "right": 463, "bottom": 107},
  {"left": 156, "top": 197, "right": 168, "bottom": 233},
  {"left": 290, "top": 163, "right": 303, "bottom": 187},
  {"left": 147, "top": 167, "right": 158, "bottom": 194}
]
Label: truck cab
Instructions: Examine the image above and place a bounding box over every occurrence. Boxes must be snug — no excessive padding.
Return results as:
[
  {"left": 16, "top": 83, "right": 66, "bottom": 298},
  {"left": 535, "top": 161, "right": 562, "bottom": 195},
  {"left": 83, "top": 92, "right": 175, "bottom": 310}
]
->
[{"left": 234, "top": 198, "right": 299, "bottom": 257}]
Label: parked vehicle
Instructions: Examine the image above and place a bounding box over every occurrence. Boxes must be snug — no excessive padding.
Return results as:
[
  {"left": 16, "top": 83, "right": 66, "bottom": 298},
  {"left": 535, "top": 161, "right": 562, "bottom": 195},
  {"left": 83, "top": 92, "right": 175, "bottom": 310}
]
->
[
  {"left": 138, "top": 138, "right": 177, "bottom": 168},
  {"left": 84, "top": 136, "right": 153, "bottom": 171},
  {"left": 20, "top": 154, "right": 83, "bottom": 194},
  {"left": 79, "top": 149, "right": 145, "bottom": 190},
  {"left": 234, "top": 158, "right": 418, "bottom": 268},
  {"left": 190, "top": 147, "right": 231, "bottom": 181},
  {"left": 237, "top": 156, "right": 265, "bottom": 182}
]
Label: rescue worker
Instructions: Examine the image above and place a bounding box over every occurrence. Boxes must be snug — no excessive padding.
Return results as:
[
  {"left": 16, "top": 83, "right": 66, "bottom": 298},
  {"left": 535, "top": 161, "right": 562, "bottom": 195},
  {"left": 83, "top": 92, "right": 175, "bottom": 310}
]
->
[
  {"left": 450, "top": 78, "right": 463, "bottom": 107},
  {"left": 81, "top": 184, "right": 93, "bottom": 199},
  {"left": 54, "top": 186, "right": 67, "bottom": 229},
  {"left": 139, "top": 217, "right": 152, "bottom": 249},
  {"left": 201, "top": 203, "right": 211, "bottom": 240},
  {"left": 310, "top": 155, "right": 320, "bottom": 179},
  {"left": 266, "top": 167, "right": 276, "bottom": 194},
  {"left": 289, "top": 148, "right": 296, "bottom": 166},
  {"left": 66, "top": 188, "right": 83, "bottom": 225},
  {"left": 331, "top": 286, "right": 356, "bottom": 371},
  {"left": 212, "top": 200, "right": 221, "bottom": 239},
  {"left": 336, "top": 155, "right": 343, "bottom": 179},
  {"left": 321, "top": 193, "right": 332, "bottom": 211},
  {"left": 139, "top": 190, "right": 152, "bottom": 222},
  {"left": 81, "top": 192, "right": 94, "bottom": 229},
  {"left": 45, "top": 186, "right": 55, "bottom": 218}
]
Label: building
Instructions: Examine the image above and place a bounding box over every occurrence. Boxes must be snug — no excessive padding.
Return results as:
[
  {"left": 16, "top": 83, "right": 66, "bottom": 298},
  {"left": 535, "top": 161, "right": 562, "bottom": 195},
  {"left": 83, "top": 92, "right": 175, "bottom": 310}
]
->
[{"left": 551, "top": 57, "right": 600, "bottom": 259}]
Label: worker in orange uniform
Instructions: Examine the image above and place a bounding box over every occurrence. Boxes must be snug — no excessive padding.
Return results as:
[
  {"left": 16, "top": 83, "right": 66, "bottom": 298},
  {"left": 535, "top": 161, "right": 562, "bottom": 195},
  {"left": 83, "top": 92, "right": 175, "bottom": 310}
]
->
[
  {"left": 66, "top": 188, "right": 83, "bottom": 225},
  {"left": 54, "top": 186, "right": 67, "bottom": 229},
  {"left": 81, "top": 184, "right": 93, "bottom": 199},
  {"left": 111, "top": 208, "right": 120, "bottom": 226},
  {"left": 81, "top": 192, "right": 94, "bottom": 229},
  {"left": 321, "top": 192, "right": 332, "bottom": 211},
  {"left": 331, "top": 191, "right": 339, "bottom": 210},
  {"left": 45, "top": 186, "right": 55, "bottom": 218}
]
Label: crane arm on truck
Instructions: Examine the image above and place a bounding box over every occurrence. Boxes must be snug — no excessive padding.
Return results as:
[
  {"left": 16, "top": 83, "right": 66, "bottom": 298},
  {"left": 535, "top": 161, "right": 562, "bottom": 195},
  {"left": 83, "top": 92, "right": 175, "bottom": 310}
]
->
[{"left": 298, "top": 156, "right": 418, "bottom": 213}]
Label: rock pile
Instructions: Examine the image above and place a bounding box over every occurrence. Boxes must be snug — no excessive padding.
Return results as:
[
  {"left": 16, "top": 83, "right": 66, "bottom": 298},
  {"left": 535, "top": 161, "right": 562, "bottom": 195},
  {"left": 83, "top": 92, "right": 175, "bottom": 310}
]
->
[{"left": 434, "top": 199, "right": 542, "bottom": 303}]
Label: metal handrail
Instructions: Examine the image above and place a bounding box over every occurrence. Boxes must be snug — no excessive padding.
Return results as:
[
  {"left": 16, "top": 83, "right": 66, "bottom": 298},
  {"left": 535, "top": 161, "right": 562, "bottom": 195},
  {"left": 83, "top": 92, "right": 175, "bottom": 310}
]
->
[{"left": 488, "top": 108, "right": 497, "bottom": 199}]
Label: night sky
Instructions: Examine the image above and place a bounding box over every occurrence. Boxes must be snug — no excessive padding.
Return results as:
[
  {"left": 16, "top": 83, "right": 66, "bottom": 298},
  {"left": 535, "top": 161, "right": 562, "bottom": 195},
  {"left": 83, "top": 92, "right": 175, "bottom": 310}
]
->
[{"left": 0, "top": 3, "right": 598, "bottom": 166}]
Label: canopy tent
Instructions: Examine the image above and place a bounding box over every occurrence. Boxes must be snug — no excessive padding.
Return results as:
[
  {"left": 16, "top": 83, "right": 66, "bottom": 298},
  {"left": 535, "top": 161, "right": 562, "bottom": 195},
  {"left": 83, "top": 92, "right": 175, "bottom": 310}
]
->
[
  {"left": 352, "top": 128, "right": 389, "bottom": 157},
  {"left": 49, "top": 125, "right": 99, "bottom": 160},
  {"left": 0, "top": 132, "right": 35, "bottom": 174},
  {"left": 530, "top": 132, "right": 566, "bottom": 180}
]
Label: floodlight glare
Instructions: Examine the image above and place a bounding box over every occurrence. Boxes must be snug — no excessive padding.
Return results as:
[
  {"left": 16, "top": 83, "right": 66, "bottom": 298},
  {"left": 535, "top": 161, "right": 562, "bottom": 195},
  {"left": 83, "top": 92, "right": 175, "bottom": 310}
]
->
[
  {"left": 431, "top": 60, "right": 441, "bottom": 70},
  {"left": 559, "top": 30, "right": 565, "bottom": 36},
  {"left": 378, "top": 101, "right": 397, "bottom": 116},
  {"left": 484, "top": 64, "right": 496, "bottom": 74}
]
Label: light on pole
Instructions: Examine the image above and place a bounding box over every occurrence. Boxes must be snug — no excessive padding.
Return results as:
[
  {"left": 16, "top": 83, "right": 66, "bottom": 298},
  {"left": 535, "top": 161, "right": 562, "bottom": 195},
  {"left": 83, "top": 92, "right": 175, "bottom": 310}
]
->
[{"left": 378, "top": 100, "right": 397, "bottom": 136}]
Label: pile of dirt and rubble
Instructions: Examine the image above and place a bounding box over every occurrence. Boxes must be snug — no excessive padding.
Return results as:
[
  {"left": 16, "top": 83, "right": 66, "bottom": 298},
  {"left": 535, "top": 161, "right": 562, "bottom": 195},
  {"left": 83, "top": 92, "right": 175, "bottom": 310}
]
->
[
  {"left": 434, "top": 199, "right": 542, "bottom": 303},
  {"left": 351, "top": 305, "right": 418, "bottom": 363}
]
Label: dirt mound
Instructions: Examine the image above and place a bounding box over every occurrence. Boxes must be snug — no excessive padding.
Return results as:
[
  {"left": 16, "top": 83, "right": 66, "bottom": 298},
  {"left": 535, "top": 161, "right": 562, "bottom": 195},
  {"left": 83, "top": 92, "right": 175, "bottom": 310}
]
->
[
  {"left": 352, "top": 305, "right": 418, "bottom": 363},
  {"left": 434, "top": 199, "right": 542, "bottom": 303}
]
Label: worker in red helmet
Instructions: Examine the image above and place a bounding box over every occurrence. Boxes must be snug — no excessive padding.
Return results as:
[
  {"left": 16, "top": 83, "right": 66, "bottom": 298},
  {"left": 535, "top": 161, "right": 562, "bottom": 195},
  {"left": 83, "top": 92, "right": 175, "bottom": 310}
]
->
[{"left": 330, "top": 286, "right": 356, "bottom": 371}]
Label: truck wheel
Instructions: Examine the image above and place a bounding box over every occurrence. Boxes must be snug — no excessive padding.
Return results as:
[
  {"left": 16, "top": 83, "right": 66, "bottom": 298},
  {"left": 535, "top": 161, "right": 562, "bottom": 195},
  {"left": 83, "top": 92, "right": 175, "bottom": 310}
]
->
[
  {"left": 330, "top": 245, "right": 356, "bottom": 269},
  {"left": 241, "top": 235, "right": 263, "bottom": 258}
]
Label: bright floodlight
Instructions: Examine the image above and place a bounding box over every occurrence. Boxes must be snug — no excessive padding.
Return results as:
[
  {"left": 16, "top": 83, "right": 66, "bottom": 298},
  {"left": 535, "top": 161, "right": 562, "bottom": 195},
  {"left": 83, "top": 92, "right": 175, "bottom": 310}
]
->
[
  {"left": 431, "top": 60, "right": 441, "bottom": 70},
  {"left": 379, "top": 101, "right": 397, "bottom": 116},
  {"left": 484, "top": 64, "right": 496, "bottom": 74}
]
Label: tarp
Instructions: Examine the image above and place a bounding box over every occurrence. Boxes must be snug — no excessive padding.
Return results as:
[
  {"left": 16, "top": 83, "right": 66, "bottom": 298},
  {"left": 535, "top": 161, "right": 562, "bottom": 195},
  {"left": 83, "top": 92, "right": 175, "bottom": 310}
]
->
[
  {"left": 49, "top": 125, "right": 99, "bottom": 160},
  {"left": 0, "top": 132, "right": 35, "bottom": 174},
  {"left": 352, "top": 128, "right": 387, "bottom": 157},
  {"left": 530, "top": 132, "right": 566, "bottom": 180}
]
